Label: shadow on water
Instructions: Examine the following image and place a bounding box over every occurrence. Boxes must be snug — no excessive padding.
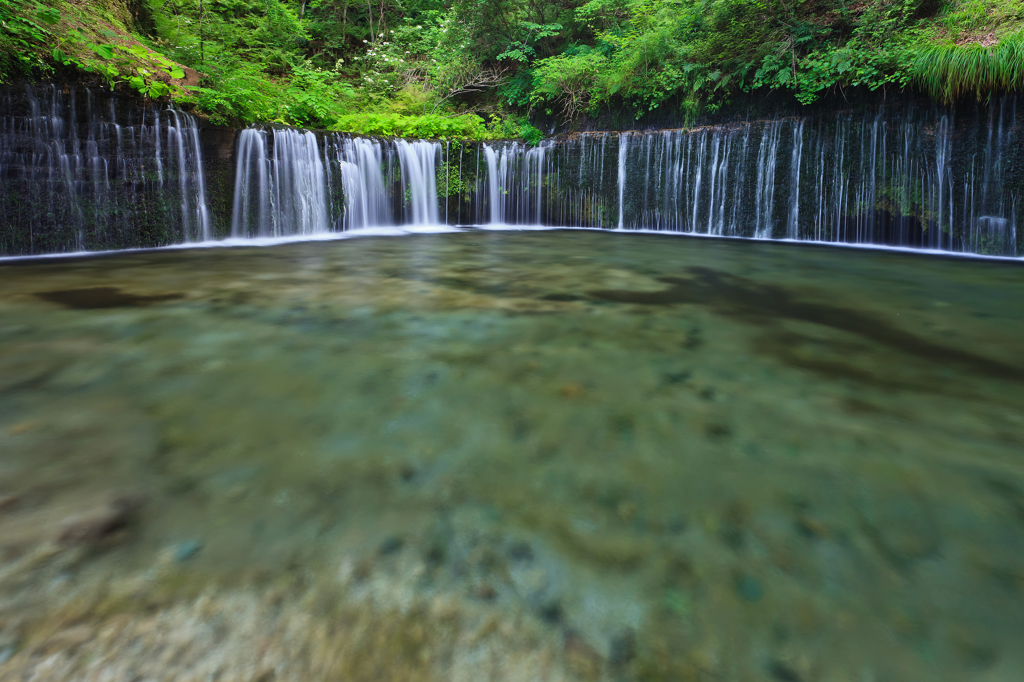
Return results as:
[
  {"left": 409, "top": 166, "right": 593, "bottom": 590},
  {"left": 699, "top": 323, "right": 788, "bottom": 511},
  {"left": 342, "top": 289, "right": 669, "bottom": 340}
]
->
[
  {"left": 589, "top": 266, "right": 1024, "bottom": 384},
  {"left": 35, "top": 286, "right": 184, "bottom": 309}
]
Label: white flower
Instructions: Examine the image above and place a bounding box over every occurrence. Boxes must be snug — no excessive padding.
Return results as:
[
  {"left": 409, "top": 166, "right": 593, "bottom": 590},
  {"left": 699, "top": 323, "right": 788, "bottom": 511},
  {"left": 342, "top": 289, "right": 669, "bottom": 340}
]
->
[{"left": 416, "top": 25, "right": 422, "bottom": 28}]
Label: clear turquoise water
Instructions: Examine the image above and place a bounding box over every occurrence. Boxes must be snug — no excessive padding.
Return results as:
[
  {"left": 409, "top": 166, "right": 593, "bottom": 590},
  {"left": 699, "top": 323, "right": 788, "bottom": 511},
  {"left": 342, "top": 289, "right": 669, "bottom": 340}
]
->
[{"left": 1, "top": 230, "right": 1023, "bottom": 680}]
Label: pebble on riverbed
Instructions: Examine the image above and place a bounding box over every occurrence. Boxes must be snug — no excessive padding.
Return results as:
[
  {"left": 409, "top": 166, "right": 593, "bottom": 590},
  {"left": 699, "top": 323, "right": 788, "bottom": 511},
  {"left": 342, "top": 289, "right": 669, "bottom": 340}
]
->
[
  {"left": 174, "top": 540, "right": 203, "bottom": 562},
  {"left": 735, "top": 573, "right": 764, "bottom": 602}
]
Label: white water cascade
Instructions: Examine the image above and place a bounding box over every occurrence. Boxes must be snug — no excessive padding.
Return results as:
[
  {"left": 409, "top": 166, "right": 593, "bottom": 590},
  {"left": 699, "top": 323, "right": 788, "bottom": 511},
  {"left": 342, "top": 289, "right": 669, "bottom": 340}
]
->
[
  {"left": 395, "top": 139, "right": 441, "bottom": 225},
  {"left": 483, "top": 143, "right": 507, "bottom": 224},
  {"left": 329, "top": 135, "right": 392, "bottom": 229},
  {"left": 231, "top": 127, "right": 330, "bottom": 237},
  {"left": 230, "top": 129, "right": 446, "bottom": 237},
  {"left": 617, "top": 133, "right": 628, "bottom": 229}
]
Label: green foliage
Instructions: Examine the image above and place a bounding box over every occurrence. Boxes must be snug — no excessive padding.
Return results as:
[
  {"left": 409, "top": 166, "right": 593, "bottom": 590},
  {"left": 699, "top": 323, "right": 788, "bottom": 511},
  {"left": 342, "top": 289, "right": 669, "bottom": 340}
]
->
[
  {"left": 329, "top": 111, "right": 541, "bottom": 141},
  {"left": 0, "top": 0, "right": 57, "bottom": 78},
  {"left": 486, "top": 114, "right": 545, "bottom": 144},
  {"left": 529, "top": 0, "right": 1024, "bottom": 118},
  {"left": 333, "top": 112, "right": 490, "bottom": 138},
  {"left": 911, "top": 32, "right": 1024, "bottom": 102},
  {"left": 5, "top": 0, "right": 1024, "bottom": 135}
]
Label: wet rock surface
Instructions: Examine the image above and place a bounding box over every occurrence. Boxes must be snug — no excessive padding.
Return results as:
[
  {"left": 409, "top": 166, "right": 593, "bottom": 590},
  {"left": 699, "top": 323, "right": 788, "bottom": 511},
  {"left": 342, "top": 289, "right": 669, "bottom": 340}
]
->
[{"left": 0, "top": 231, "right": 1023, "bottom": 680}]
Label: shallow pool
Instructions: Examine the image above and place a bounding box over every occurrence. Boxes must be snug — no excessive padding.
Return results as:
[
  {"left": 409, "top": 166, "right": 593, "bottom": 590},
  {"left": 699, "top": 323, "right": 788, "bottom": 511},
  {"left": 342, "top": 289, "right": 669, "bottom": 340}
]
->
[{"left": 1, "top": 230, "right": 1023, "bottom": 681}]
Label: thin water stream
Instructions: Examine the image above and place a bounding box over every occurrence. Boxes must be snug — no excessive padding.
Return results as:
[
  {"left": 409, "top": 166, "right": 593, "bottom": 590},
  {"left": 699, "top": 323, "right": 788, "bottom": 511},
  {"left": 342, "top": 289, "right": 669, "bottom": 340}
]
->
[{"left": 1, "top": 230, "right": 1022, "bottom": 681}]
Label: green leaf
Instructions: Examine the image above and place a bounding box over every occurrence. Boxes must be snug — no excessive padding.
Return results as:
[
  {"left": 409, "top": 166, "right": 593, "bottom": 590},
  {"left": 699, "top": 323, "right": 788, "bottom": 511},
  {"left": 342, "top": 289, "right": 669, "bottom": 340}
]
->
[
  {"left": 169, "top": 67, "right": 185, "bottom": 79},
  {"left": 91, "top": 44, "right": 115, "bottom": 60},
  {"left": 37, "top": 7, "right": 61, "bottom": 25}
]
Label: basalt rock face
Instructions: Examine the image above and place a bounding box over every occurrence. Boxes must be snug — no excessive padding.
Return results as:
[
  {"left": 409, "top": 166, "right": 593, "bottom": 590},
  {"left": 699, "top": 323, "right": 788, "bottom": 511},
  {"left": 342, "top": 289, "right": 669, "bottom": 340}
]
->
[
  {"left": 0, "top": 85, "right": 1021, "bottom": 257},
  {"left": 0, "top": 85, "right": 231, "bottom": 255}
]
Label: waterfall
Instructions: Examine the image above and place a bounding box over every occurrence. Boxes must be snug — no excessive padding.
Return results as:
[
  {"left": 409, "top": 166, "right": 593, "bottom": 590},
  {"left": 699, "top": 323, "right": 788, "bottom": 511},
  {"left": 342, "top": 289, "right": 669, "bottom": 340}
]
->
[
  {"left": 786, "top": 119, "right": 805, "bottom": 239},
  {"left": 169, "top": 109, "right": 212, "bottom": 241},
  {"left": 469, "top": 98, "right": 1020, "bottom": 256},
  {"left": 395, "top": 139, "right": 440, "bottom": 225},
  {"left": 754, "top": 121, "right": 782, "bottom": 238},
  {"left": 2, "top": 86, "right": 1020, "bottom": 258},
  {"left": 617, "top": 133, "right": 629, "bottom": 228},
  {"left": 331, "top": 135, "right": 392, "bottom": 230},
  {"left": 231, "top": 127, "right": 329, "bottom": 237},
  {"left": 0, "top": 85, "right": 210, "bottom": 254}
]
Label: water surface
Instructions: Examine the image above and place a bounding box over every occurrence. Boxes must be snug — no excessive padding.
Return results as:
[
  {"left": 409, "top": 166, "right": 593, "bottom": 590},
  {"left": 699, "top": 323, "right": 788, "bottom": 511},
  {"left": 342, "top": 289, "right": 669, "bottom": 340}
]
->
[{"left": 1, "top": 230, "right": 1023, "bottom": 681}]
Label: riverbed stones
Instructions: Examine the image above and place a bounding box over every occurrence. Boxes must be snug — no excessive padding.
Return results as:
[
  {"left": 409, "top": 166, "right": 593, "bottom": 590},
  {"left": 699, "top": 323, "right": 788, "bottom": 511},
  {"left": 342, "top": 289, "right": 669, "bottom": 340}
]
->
[{"left": 2, "top": 232, "right": 1024, "bottom": 681}]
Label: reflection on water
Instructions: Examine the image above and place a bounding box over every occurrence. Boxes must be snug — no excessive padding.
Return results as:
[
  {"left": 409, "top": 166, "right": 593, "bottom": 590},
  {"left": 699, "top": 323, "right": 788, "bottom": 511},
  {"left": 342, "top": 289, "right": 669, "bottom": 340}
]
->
[{"left": 1, "top": 230, "right": 1023, "bottom": 681}]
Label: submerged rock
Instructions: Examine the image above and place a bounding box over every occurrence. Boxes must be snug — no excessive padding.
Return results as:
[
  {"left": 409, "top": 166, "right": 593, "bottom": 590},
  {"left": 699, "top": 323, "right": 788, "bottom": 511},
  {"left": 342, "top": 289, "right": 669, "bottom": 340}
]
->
[
  {"left": 174, "top": 540, "right": 203, "bottom": 562},
  {"left": 57, "top": 494, "right": 144, "bottom": 546},
  {"left": 857, "top": 486, "right": 940, "bottom": 566},
  {"left": 609, "top": 629, "right": 637, "bottom": 666},
  {"left": 0, "top": 494, "right": 20, "bottom": 514},
  {"left": 735, "top": 573, "right": 763, "bottom": 602},
  {"left": 379, "top": 536, "right": 405, "bottom": 556},
  {"left": 563, "top": 630, "right": 603, "bottom": 679}
]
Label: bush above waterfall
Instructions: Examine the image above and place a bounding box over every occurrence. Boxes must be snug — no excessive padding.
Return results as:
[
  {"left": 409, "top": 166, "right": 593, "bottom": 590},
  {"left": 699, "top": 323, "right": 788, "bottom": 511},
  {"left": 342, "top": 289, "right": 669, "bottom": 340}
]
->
[
  {"left": 527, "top": 0, "right": 1024, "bottom": 118},
  {"left": 2, "top": 0, "right": 1023, "bottom": 133}
]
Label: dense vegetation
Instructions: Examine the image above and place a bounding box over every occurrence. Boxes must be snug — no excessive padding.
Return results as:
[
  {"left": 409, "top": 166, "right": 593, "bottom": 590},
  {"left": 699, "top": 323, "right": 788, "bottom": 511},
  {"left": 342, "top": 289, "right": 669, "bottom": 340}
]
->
[{"left": 1, "top": 0, "right": 1022, "bottom": 135}]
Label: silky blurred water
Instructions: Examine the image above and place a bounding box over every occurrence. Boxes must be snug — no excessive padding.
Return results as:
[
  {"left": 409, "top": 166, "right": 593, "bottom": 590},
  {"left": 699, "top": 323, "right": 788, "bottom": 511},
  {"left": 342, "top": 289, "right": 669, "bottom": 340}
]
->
[{"left": 1, "top": 230, "right": 1023, "bottom": 681}]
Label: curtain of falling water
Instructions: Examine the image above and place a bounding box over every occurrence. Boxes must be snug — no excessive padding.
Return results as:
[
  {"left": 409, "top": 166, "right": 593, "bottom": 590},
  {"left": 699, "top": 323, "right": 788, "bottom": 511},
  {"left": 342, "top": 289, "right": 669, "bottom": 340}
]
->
[
  {"left": 0, "top": 85, "right": 210, "bottom": 254},
  {"left": 2, "top": 86, "right": 1020, "bottom": 257},
  {"left": 479, "top": 98, "right": 1020, "bottom": 256}
]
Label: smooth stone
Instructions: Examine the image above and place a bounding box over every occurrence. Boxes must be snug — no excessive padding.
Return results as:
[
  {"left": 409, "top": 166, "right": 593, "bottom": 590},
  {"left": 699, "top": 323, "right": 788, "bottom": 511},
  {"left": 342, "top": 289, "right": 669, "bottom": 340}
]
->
[
  {"left": 379, "top": 535, "right": 404, "bottom": 556},
  {"left": 539, "top": 600, "right": 563, "bottom": 624},
  {"left": 769, "top": 660, "right": 802, "bottom": 681},
  {"left": 174, "top": 540, "right": 203, "bottom": 562},
  {"left": 563, "top": 630, "right": 602, "bottom": 678},
  {"left": 0, "top": 644, "right": 16, "bottom": 664},
  {"left": 507, "top": 541, "right": 534, "bottom": 562},
  {"left": 0, "top": 494, "right": 20, "bottom": 513},
  {"left": 473, "top": 584, "right": 497, "bottom": 600},
  {"left": 736, "top": 574, "right": 763, "bottom": 602},
  {"left": 609, "top": 630, "right": 636, "bottom": 666},
  {"left": 57, "top": 493, "right": 144, "bottom": 545},
  {"left": 858, "top": 487, "right": 940, "bottom": 565},
  {"left": 665, "top": 588, "right": 691, "bottom": 617}
]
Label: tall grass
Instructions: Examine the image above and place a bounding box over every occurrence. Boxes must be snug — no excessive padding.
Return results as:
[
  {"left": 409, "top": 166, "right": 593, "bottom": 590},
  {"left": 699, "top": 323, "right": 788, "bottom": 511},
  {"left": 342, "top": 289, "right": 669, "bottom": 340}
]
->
[{"left": 911, "top": 31, "right": 1024, "bottom": 103}]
